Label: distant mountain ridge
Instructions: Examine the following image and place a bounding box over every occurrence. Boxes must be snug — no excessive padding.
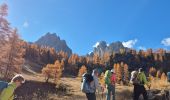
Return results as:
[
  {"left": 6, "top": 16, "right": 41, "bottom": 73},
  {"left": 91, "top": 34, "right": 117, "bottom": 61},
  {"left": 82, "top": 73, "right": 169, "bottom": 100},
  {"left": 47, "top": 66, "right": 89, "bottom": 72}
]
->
[
  {"left": 35, "top": 33, "right": 72, "bottom": 56},
  {"left": 89, "top": 41, "right": 129, "bottom": 57}
]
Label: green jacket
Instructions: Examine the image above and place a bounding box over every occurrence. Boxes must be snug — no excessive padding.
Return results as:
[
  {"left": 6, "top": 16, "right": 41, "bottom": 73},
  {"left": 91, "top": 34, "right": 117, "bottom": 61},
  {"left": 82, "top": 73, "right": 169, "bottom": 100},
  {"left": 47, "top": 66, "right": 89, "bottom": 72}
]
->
[
  {"left": 138, "top": 72, "right": 148, "bottom": 85},
  {"left": 104, "top": 70, "right": 111, "bottom": 86},
  {"left": 0, "top": 83, "right": 17, "bottom": 100}
]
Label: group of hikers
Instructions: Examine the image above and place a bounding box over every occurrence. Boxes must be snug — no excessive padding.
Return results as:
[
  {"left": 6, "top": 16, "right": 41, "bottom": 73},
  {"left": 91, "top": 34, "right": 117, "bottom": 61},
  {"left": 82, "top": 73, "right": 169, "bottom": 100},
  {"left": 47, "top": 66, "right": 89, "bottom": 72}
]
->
[
  {"left": 0, "top": 68, "right": 152, "bottom": 100},
  {"left": 81, "top": 67, "right": 151, "bottom": 100}
]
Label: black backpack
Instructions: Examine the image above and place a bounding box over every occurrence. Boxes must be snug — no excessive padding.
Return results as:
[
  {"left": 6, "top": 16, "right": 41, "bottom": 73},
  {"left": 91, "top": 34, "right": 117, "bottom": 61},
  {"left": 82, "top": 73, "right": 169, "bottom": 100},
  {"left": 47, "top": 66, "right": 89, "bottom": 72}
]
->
[{"left": 81, "top": 73, "right": 94, "bottom": 93}]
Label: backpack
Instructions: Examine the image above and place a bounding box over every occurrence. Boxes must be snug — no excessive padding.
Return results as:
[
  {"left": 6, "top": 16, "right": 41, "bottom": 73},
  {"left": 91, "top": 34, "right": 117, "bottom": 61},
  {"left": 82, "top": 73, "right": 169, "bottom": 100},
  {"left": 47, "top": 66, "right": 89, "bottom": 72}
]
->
[
  {"left": 0, "top": 81, "right": 8, "bottom": 93},
  {"left": 130, "top": 71, "right": 140, "bottom": 85},
  {"left": 81, "top": 73, "right": 94, "bottom": 93},
  {"left": 111, "top": 73, "right": 116, "bottom": 85}
]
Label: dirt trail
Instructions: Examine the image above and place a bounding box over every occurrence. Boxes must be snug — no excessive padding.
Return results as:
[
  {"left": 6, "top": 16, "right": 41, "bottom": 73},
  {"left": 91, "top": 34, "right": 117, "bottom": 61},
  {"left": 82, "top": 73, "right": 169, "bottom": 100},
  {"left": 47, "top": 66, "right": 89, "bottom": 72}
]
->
[
  {"left": 59, "top": 78, "right": 133, "bottom": 100},
  {"left": 22, "top": 73, "right": 134, "bottom": 100}
]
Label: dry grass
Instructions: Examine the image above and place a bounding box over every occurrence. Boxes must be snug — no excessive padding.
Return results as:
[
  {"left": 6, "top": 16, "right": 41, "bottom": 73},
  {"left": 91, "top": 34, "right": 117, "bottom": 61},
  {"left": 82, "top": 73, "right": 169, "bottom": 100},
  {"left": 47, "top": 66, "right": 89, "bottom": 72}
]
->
[
  {"left": 15, "top": 72, "right": 170, "bottom": 100},
  {"left": 150, "top": 78, "right": 170, "bottom": 90}
]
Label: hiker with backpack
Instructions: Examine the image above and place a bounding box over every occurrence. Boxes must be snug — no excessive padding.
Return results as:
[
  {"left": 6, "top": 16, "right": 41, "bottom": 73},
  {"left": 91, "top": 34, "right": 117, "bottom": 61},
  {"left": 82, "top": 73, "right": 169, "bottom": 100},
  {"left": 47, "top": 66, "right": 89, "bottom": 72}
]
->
[
  {"left": 81, "top": 73, "right": 96, "bottom": 100},
  {"left": 110, "top": 69, "right": 116, "bottom": 100},
  {"left": 131, "top": 68, "right": 150, "bottom": 100},
  {"left": 0, "top": 74, "right": 25, "bottom": 100},
  {"left": 105, "top": 70, "right": 115, "bottom": 100},
  {"left": 81, "top": 69, "right": 103, "bottom": 100},
  {"left": 92, "top": 69, "right": 103, "bottom": 92}
]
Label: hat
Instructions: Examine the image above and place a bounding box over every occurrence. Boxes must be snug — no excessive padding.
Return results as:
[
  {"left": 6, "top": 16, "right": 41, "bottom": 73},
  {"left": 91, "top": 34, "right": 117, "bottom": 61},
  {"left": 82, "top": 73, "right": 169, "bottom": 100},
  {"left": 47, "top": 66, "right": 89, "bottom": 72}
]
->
[
  {"left": 111, "top": 69, "right": 114, "bottom": 73},
  {"left": 139, "top": 68, "right": 144, "bottom": 72}
]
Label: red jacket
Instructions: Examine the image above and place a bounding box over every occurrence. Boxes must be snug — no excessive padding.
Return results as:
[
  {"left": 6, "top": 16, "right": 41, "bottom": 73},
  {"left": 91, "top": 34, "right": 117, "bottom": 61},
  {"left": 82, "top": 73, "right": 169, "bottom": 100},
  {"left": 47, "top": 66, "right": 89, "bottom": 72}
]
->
[{"left": 110, "top": 73, "right": 116, "bottom": 85}]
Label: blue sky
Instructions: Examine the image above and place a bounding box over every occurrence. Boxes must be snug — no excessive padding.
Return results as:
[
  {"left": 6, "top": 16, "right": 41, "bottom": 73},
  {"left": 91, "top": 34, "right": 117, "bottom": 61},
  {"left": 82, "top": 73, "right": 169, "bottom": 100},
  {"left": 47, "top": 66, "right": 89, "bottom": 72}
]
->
[{"left": 1, "top": 0, "right": 170, "bottom": 55}]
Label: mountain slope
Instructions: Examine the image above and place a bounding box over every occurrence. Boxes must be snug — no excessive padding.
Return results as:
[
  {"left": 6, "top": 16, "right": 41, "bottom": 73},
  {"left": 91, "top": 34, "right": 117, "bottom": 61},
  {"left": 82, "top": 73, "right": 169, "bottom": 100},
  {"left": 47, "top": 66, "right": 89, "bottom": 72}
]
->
[{"left": 35, "top": 33, "right": 72, "bottom": 56}]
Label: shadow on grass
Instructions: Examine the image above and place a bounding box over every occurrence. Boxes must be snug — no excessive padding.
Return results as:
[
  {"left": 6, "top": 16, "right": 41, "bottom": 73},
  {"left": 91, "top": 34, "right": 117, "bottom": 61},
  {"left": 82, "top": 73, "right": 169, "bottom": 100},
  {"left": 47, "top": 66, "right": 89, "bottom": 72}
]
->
[{"left": 14, "top": 80, "right": 71, "bottom": 100}]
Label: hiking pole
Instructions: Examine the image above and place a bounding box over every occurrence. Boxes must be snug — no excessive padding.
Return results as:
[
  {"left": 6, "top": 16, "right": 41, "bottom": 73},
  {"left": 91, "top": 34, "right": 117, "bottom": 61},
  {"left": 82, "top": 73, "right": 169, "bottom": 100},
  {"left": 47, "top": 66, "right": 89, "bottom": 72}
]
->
[
  {"left": 97, "top": 90, "right": 102, "bottom": 100},
  {"left": 102, "top": 86, "right": 105, "bottom": 100}
]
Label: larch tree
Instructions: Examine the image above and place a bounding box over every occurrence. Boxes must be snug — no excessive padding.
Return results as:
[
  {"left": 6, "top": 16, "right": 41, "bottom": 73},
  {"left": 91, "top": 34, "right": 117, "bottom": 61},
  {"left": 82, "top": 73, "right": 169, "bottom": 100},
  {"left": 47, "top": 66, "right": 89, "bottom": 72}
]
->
[
  {"left": 0, "top": 3, "right": 24, "bottom": 78},
  {"left": 124, "top": 64, "right": 129, "bottom": 82},
  {"left": 113, "top": 63, "right": 117, "bottom": 74},
  {"left": 0, "top": 3, "right": 11, "bottom": 61},
  {"left": 0, "top": 3, "right": 10, "bottom": 44},
  {"left": 42, "top": 60, "right": 63, "bottom": 83},
  {"left": 156, "top": 70, "right": 161, "bottom": 79},
  {"left": 149, "top": 67, "right": 157, "bottom": 77},
  {"left": 161, "top": 72, "right": 167, "bottom": 81},
  {"left": 93, "top": 53, "right": 100, "bottom": 64},
  {"left": 116, "top": 63, "right": 122, "bottom": 82},
  {"left": 54, "top": 60, "right": 63, "bottom": 82},
  {"left": 3, "top": 29, "right": 25, "bottom": 78},
  {"left": 102, "top": 52, "right": 110, "bottom": 64},
  {"left": 42, "top": 64, "right": 54, "bottom": 82},
  {"left": 78, "top": 65, "right": 87, "bottom": 77}
]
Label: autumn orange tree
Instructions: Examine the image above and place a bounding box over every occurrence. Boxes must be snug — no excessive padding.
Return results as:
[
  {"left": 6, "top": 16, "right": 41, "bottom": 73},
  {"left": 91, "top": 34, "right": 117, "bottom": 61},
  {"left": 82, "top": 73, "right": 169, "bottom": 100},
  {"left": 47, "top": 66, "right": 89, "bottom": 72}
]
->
[
  {"left": 149, "top": 67, "right": 157, "bottom": 77},
  {"left": 78, "top": 65, "right": 87, "bottom": 77},
  {"left": 116, "top": 63, "right": 122, "bottom": 82},
  {"left": 4, "top": 30, "right": 25, "bottom": 78},
  {"left": 93, "top": 53, "right": 100, "bottom": 64},
  {"left": 0, "top": 3, "right": 9, "bottom": 76},
  {"left": 0, "top": 3, "right": 9, "bottom": 47},
  {"left": 161, "top": 72, "right": 167, "bottom": 81},
  {"left": 42, "top": 60, "right": 64, "bottom": 83},
  {"left": 0, "top": 4, "right": 25, "bottom": 79},
  {"left": 124, "top": 64, "right": 129, "bottom": 82},
  {"left": 99, "top": 72, "right": 105, "bottom": 86},
  {"left": 156, "top": 70, "right": 161, "bottom": 78},
  {"left": 113, "top": 63, "right": 117, "bottom": 74},
  {"left": 42, "top": 64, "right": 54, "bottom": 82},
  {"left": 54, "top": 60, "right": 64, "bottom": 82}
]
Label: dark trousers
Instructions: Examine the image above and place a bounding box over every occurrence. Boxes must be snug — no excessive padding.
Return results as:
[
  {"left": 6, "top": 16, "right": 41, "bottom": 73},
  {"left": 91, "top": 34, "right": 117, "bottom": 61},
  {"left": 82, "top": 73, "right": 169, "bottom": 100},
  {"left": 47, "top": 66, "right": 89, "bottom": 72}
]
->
[
  {"left": 86, "top": 93, "right": 96, "bottom": 100},
  {"left": 133, "top": 84, "right": 148, "bottom": 100}
]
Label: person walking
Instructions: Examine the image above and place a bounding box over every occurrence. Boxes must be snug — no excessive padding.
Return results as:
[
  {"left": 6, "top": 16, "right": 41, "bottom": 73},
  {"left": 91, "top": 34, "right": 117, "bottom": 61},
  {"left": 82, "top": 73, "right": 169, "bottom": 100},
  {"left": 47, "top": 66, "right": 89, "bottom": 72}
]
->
[
  {"left": 105, "top": 70, "right": 114, "bottom": 100},
  {"left": 92, "top": 69, "right": 103, "bottom": 100},
  {"left": 110, "top": 69, "right": 116, "bottom": 100},
  {"left": 0, "top": 74, "right": 25, "bottom": 100},
  {"left": 81, "top": 73, "right": 96, "bottom": 100},
  {"left": 133, "top": 68, "right": 150, "bottom": 100}
]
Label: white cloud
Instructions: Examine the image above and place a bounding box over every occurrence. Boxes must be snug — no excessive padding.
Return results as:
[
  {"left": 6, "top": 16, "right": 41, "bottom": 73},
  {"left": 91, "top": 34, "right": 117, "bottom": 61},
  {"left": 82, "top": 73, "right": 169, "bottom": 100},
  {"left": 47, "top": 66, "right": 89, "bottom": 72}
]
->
[
  {"left": 93, "top": 42, "right": 100, "bottom": 48},
  {"left": 122, "top": 39, "right": 138, "bottom": 48},
  {"left": 23, "top": 21, "right": 29, "bottom": 28},
  {"left": 161, "top": 38, "right": 170, "bottom": 46},
  {"left": 138, "top": 46, "right": 146, "bottom": 50},
  {"left": 88, "top": 51, "right": 93, "bottom": 55}
]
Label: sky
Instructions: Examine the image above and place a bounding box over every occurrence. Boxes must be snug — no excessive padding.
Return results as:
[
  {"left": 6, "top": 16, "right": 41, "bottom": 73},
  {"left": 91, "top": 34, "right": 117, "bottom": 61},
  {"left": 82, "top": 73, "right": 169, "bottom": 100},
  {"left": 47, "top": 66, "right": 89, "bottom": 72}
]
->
[{"left": 1, "top": 0, "right": 170, "bottom": 55}]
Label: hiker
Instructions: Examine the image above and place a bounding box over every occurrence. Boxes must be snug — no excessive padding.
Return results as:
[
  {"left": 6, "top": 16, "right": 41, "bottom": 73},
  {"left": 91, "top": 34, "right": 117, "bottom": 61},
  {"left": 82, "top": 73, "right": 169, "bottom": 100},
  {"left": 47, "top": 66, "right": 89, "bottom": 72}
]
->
[
  {"left": 81, "top": 73, "right": 96, "bottom": 100},
  {"left": 92, "top": 69, "right": 103, "bottom": 99},
  {"left": 132, "top": 68, "right": 150, "bottom": 100},
  {"left": 110, "top": 69, "right": 116, "bottom": 100},
  {"left": 167, "top": 72, "right": 170, "bottom": 82},
  {"left": 105, "top": 70, "right": 114, "bottom": 100},
  {"left": 0, "top": 74, "right": 25, "bottom": 100}
]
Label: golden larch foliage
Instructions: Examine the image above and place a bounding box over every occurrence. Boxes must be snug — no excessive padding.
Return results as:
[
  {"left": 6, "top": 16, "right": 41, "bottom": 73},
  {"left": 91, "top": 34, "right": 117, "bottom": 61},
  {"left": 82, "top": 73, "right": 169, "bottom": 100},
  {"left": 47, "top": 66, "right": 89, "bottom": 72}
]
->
[
  {"left": 113, "top": 63, "right": 117, "bottom": 74},
  {"left": 149, "top": 67, "right": 157, "bottom": 77},
  {"left": 161, "top": 72, "right": 167, "bottom": 81},
  {"left": 124, "top": 64, "right": 129, "bottom": 81},
  {"left": 78, "top": 65, "right": 87, "bottom": 77},
  {"left": 42, "top": 60, "right": 63, "bottom": 83},
  {"left": 156, "top": 70, "right": 161, "bottom": 78},
  {"left": 42, "top": 64, "right": 54, "bottom": 82},
  {"left": 116, "top": 63, "right": 122, "bottom": 82},
  {"left": 99, "top": 72, "right": 105, "bottom": 86}
]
